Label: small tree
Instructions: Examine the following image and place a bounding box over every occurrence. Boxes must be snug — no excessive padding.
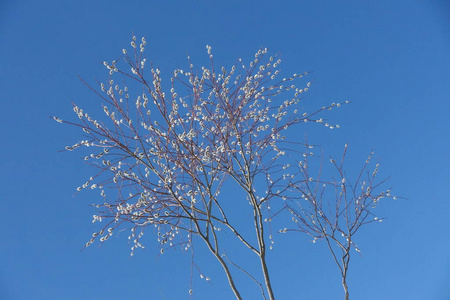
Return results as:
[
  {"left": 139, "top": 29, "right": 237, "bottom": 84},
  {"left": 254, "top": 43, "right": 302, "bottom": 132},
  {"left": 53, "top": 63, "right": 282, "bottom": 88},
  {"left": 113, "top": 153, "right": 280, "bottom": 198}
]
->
[
  {"left": 281, "top": 144, "right": 397, "bottom": 300},
  {"left": 54, "top": 36, "right": 396, "bottom": 299}
]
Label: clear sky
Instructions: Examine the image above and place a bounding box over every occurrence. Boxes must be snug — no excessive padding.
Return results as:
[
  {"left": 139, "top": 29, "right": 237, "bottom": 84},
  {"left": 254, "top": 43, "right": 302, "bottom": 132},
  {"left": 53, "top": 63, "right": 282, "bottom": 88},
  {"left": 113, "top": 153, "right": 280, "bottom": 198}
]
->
[{"left": 1, "top": 1, "right": 450, "bottom": 299}]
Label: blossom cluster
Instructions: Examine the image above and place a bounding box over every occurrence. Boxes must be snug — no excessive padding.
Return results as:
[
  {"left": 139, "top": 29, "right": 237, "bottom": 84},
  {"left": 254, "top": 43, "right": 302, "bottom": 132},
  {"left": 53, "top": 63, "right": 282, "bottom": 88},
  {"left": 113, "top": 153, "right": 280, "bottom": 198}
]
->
[{"left": 54, "top": 36, "right": 349, "bottom": 258}]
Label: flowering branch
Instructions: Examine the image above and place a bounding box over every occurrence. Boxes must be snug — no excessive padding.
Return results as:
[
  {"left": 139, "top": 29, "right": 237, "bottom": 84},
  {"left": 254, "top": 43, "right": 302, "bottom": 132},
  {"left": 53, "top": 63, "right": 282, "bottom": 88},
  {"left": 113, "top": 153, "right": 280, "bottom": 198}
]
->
[{"left": 281, "top": 144, "right": 399, "bottom": 300}]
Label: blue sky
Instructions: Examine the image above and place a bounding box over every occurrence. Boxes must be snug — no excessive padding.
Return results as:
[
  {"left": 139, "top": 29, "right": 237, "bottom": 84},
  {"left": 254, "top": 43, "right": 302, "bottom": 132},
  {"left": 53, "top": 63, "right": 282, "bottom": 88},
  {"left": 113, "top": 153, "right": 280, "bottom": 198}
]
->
[{"left": 1, "top": 1, "right": 450, "bottom": 299}]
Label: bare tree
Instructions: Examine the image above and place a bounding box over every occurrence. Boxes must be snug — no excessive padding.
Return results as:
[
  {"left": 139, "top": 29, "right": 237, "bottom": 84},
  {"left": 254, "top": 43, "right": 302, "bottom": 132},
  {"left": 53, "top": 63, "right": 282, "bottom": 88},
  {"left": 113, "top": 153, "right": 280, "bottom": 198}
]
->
[{"left": 53, "top": 36, "right": 395, "bottom": 299}]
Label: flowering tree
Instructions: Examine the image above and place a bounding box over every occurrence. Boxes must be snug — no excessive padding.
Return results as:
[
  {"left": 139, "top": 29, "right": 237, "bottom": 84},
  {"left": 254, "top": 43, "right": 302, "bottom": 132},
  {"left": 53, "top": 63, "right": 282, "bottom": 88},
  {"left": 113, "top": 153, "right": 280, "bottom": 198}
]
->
[
  {"left": 53, "top": 36, "right": 396, "bottom": 299},
  {"left": 281, "top": 144, "right": 398, "bottom": 300}
]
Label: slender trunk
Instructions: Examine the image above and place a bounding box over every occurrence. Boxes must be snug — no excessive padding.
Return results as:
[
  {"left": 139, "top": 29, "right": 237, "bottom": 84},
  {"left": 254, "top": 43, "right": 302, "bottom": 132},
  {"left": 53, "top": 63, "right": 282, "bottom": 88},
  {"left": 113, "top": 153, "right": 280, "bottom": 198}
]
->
[
  {"left": 341, "top": 251, "right": 350, "bottom": 300},
  {"left": 213, "top": 251, "right": 243, "bottom": 300},
  {"left": 203, "top": 234, "right": 242, "bottom": 300},
  {"left": 259, "top": 251, "right": 275, "bottom": 300},
  {"left": 252, "top": 194, "right": 275, "bottom": 300},
  {"left": 342, "top": 277, "right": 349, "bottom": 300}
]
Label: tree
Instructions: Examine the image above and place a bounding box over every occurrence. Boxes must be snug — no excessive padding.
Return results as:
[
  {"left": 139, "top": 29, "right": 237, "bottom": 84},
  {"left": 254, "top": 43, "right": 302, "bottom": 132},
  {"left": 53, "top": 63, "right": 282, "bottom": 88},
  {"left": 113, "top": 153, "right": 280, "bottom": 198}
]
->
[
  {"left": 53, "top": 36, "right": 397, "bottom": 299},
  {"left": 283, "top": 144, "right": 397, "bottom": 300}
]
